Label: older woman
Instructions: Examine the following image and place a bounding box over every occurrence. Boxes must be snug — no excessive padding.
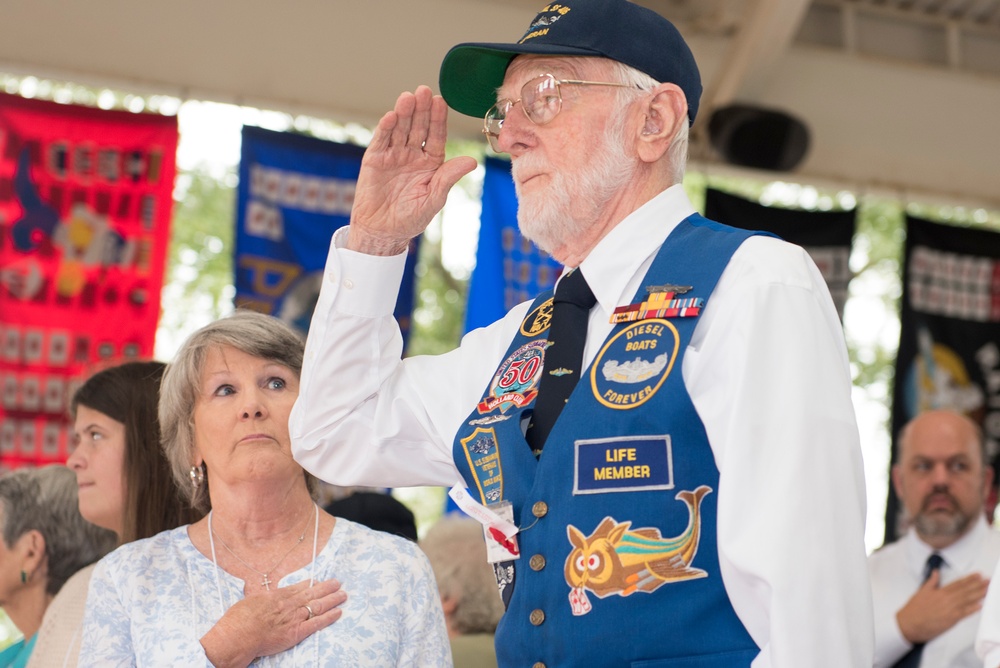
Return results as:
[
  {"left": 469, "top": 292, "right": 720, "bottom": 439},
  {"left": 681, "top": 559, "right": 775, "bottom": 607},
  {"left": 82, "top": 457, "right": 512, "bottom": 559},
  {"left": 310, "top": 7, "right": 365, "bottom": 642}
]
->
[
  {"left": 28, "top": 361, "right": 202, "bottom": 668},
  {"left": 420, "top": 517, "right": 505, "bottom": 668},
  {"left": 0, "top": 466, "right": 116, "bottom": 668},
  {"left": 80, "top": 310, "right": 450, "bottom": 666}
]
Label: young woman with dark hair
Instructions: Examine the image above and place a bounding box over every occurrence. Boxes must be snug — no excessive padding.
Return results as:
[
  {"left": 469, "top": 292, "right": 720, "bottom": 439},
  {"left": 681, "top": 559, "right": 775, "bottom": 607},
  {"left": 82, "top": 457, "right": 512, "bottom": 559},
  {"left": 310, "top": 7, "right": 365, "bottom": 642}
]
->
[{"left": 27, "top": 361, "right": 201, "bottom": 668}]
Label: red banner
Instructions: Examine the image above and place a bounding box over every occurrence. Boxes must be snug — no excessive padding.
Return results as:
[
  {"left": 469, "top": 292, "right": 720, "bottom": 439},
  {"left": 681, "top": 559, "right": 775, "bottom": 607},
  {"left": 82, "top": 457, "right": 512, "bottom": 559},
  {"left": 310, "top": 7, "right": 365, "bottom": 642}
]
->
[{"left": 0, "top": 93, "right": 177, "bottom": 469}]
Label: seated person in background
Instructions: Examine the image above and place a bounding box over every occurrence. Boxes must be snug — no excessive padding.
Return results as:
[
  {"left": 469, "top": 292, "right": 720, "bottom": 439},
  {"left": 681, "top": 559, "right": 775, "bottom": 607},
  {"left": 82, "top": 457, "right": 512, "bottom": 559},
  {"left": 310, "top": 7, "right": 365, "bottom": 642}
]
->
[
  {"left": 323, "top": 487, "right": 418, "bottom": 542},
  {"left": 870, "top": 409, "right": 998, "bottom": 668},
  {"left": 0, "top": 466, "right": 116, "bottom": 668},
  {"left": 421, "top": 516, "right": 505, "bottom": 668},
  {"left": 80, "top": 310, "right": 450, "bottom": 666},
  {"left": 28, "top": 360, "right": 202, "bottom": 668}
]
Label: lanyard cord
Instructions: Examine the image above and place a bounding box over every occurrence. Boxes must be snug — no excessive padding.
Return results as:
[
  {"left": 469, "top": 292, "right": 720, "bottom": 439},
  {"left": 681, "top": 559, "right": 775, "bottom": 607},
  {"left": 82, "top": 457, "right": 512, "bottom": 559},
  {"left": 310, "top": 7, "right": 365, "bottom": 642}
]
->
[{"left": 206, "top": 504, "right": 322, "bottom": 665}]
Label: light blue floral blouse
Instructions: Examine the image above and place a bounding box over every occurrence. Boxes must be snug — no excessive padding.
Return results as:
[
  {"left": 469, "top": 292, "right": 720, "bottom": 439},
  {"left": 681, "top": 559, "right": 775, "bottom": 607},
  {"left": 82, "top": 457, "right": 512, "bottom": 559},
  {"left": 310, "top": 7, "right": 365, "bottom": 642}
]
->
[{"left": 79, "top": 519, "right": 451, "bottom": 666}]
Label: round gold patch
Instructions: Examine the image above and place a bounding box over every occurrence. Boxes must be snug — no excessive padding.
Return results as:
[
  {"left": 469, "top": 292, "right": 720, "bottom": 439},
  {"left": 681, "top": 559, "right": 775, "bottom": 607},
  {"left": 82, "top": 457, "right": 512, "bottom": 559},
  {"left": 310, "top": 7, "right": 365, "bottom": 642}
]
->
[
  {"left": 520, "top": 298, "right": 554, "bottom": 337},
  {"left": 590, "top": 319, "right": 679, "bottom": 410}
]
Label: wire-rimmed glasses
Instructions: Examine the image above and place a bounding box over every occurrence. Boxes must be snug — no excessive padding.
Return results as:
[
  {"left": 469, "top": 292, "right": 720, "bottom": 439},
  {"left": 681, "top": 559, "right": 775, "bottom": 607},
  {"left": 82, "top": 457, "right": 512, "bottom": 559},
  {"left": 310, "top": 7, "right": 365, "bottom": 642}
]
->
[{"left": 482, "top": 73, "right": 631, "bottom": 153}]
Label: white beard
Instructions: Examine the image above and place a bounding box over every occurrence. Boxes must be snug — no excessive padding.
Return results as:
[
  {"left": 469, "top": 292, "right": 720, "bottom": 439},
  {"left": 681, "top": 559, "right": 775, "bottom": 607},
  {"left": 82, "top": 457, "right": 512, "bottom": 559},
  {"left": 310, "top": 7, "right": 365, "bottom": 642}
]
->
[{"left": 512, "top": 114, "right": 636, "bottom": 256}]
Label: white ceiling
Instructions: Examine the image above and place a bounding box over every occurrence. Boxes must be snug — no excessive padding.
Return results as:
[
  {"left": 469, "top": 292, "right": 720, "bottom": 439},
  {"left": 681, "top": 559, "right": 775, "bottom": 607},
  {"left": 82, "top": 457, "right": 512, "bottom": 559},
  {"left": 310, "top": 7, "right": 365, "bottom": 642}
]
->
[{"left": 2, "top": 0, "right": 998, "bottom": 207}]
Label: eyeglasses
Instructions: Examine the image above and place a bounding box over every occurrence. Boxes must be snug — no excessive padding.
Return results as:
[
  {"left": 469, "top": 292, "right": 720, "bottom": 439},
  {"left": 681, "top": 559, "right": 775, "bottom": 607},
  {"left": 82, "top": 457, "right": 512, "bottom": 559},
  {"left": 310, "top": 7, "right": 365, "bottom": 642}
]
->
[{"left": 482, "top": 74, "right": 632, "bottom": 153}]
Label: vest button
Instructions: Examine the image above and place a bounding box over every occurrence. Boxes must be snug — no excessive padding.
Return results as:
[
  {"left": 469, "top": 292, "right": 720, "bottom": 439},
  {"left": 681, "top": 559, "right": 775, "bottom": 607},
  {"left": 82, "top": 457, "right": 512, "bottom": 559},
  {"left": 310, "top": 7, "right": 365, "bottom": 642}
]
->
[
  {"left": 532, "top": 663, "right": 546, "bottom": 668},
  {"left": 531, "top": 501, "right": 548, "bottom": 518},
  {"left": 529, "top": 554, "right": 546, "bottom": 571},
  {"left": 530, "top": 609, "right": 545, "bottom": 626}
]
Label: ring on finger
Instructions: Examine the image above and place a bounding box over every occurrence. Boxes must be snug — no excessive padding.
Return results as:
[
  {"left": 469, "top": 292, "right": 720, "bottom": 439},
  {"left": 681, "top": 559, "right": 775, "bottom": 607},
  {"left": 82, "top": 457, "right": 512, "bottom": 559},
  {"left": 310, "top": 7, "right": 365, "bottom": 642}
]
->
[{"left": 303, "top": 603, "right": 315, "bottom": 620}]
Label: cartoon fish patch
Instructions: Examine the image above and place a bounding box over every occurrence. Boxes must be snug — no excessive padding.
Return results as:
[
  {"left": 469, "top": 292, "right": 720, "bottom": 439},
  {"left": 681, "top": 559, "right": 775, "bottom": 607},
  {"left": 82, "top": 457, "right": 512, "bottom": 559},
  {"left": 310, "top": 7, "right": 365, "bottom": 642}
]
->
[{"left": 564, "top": 485, "right": 712, "bottom": 615}]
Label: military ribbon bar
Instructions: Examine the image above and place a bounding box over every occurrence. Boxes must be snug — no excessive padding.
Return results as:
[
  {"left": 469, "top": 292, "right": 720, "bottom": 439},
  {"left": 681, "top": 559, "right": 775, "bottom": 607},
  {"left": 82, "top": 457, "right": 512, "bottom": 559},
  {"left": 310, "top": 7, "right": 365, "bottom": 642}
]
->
[{"left": 610, "top": 292, "right": 705, "bottom": 324}]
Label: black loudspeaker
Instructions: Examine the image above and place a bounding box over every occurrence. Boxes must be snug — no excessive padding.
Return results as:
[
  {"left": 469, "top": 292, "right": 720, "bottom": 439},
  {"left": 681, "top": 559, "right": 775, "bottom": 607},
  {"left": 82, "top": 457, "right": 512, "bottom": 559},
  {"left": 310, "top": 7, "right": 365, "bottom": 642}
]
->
[{"left": 708, "top": 105, "right": 810, "bottom": 172}]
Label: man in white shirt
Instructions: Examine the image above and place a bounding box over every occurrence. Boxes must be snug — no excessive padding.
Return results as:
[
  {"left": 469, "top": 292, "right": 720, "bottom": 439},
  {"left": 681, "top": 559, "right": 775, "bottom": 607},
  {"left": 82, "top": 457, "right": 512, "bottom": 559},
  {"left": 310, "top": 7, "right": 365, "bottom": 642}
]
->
[
  {"left": 290, "top": 0, "right": 873, "bottom": 665},
  {"left": 870, "top": 409, "right": 997, "bottom": 667}
]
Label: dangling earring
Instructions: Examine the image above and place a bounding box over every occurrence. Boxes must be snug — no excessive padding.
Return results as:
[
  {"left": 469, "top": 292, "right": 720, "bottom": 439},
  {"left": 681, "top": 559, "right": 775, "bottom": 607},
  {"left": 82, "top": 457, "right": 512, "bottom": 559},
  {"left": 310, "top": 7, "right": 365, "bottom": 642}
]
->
[
  {"left": 189, "top": 464, "right": 205, "bottom": 488},
  {"left": 20, "top": 570, "right": 27, "bottom": 584}
]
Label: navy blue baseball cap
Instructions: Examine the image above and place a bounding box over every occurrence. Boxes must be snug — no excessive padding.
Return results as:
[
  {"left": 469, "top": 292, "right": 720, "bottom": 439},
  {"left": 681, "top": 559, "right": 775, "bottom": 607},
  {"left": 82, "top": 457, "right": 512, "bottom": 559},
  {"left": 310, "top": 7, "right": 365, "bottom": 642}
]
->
[{"left": 439, "top": 0, "right": 702, "bottom": 125}]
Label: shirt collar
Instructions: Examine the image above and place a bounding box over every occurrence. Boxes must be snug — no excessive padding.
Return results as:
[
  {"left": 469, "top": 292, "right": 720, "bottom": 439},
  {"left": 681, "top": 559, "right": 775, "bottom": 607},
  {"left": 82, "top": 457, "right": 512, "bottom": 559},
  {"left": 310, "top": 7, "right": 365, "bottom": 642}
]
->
[
  {"left": 575, "top": 184, "right": 696, "bottom": 318},
  {"left": 905, "top": 514, "right": 990, "bottom": 576}
]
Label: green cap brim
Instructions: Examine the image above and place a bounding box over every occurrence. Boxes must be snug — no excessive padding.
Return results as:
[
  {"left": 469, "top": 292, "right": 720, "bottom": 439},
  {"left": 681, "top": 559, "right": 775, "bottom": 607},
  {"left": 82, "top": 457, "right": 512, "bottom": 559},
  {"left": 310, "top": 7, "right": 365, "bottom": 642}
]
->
[{"left": 439, "top": 43, "right": 599, "bottom": 118}]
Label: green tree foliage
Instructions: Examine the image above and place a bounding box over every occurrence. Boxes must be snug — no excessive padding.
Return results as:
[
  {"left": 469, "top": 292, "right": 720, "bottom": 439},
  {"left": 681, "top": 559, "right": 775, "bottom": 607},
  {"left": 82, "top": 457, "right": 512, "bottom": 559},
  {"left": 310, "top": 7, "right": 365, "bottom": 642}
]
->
[
  {"left": 168, "top": 169, "right": 235, "bottom": 310},
  {"left": 406, "top": 139, "right": 483, "bottom": 357},
  {"left": 408, "top": 230, "right": 468, "bottom": 356},
  {"left": 155, "top": 167, "right": 236, "bottom": 356},
  {"left": 847, "top": 198, "right": 905, "bottom": 393}
]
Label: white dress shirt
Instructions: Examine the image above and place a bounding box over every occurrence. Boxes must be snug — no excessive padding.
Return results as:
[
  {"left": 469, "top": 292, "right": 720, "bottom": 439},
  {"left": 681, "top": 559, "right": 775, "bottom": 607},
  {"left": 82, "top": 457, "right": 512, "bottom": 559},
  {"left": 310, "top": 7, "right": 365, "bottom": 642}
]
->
[
  {"left": 871, "top": 516, "right": 1000, "bottom": 668},
  {"left": 975, "top": 521, "right": 1000, "bottom": 667},
  {"left": 290, "top": 184, "right": 874, "bottom": 667}
]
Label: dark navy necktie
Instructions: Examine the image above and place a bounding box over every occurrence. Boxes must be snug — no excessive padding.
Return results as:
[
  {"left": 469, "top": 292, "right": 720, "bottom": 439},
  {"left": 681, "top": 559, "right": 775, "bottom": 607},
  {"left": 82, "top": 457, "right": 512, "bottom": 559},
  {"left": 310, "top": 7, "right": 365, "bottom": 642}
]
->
[
  {"left": 891, "top": 553, "right": 945, "bottom": 668},
  {"left": 525, "top": 268, "right": 596, "bottom": 455}
]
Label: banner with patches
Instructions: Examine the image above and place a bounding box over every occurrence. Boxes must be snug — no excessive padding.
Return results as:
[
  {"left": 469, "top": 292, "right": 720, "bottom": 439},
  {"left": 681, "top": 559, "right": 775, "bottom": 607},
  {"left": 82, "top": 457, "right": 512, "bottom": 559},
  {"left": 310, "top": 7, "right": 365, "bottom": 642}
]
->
[
  {"left": 885, "top": 215, "right": 1000, "bottom": 542},
  {"left": 463, "top": 156, "right": 563, "bottom": 332},
  {"left": 704, "top": 188, "right": 855, "bottom": 319},
  {"left": 0, "top": 93, "right": 177, "bottom": 469},
  {"left": 235, "top": 126, "right": 419, "bottom": 342}
]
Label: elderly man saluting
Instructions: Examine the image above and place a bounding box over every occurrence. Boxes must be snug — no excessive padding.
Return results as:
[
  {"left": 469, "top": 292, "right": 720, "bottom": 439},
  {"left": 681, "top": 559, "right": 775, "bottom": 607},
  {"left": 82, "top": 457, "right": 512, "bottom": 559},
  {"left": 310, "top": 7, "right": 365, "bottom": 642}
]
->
[{"left": 290, "top": 1, "right": 873, "bottom": 665}]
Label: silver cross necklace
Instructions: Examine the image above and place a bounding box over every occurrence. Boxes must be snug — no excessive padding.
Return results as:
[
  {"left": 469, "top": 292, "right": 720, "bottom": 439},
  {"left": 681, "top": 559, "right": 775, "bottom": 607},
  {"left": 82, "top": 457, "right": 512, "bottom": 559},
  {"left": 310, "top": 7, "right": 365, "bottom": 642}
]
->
[{"left": 209, "top": 503, "right": 316, "bottom": 590}]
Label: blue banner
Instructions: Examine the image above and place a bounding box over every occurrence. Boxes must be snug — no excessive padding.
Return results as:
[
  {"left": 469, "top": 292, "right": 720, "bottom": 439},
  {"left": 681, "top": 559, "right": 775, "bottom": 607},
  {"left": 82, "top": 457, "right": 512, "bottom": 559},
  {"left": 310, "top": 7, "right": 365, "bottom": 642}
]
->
[
  {"left": 463, "top": 156, "right": 563, "bottom": 333},
  {"left": 235, "top": 126, "right": 419, "bottom": 343}
]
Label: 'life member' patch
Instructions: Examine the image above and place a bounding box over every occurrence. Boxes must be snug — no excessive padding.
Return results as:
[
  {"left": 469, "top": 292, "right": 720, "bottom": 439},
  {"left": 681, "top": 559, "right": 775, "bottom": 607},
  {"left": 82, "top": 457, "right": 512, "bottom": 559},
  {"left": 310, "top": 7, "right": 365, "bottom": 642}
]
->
[
  {"left": 573, "top": 435, "right": 673, "bottom": 495},
  {"left": 590, "top": 319, "right": 679, "bottom": 409}
]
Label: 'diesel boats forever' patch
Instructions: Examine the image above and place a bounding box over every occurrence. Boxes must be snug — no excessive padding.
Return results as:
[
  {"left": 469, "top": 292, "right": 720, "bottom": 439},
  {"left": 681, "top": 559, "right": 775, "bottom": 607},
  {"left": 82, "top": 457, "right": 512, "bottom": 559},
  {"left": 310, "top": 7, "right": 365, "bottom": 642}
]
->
[{"left": 590, "top": 319, "right": 679, "bottom": 410}]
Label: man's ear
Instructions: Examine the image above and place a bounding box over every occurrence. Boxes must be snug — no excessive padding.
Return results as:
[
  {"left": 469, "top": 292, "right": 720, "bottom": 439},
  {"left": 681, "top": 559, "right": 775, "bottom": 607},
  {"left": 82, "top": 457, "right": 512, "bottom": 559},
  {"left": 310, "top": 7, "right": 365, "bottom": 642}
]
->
[{"left": 636, "top": 83, "right": 687, "bottom": 164}]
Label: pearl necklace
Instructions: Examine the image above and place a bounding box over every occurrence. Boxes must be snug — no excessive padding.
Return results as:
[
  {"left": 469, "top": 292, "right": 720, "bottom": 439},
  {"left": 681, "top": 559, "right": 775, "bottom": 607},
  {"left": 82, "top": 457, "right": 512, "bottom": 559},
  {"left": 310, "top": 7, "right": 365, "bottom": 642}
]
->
[{"left": 210, "top": 504, "right": 315, "bottom": 590}]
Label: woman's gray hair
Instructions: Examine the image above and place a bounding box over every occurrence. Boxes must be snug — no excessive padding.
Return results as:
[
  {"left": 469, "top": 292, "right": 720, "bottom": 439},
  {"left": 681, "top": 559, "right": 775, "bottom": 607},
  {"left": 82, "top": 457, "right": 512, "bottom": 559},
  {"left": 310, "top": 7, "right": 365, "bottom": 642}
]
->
[
  {"left": 420, "top": 516, "right": 505, "bottom": 634},
  {"left": 0, "top": 466, "right": 117, "bottom": 596},
  {"left": 159, "top": 310, "right": 317, "bottom": 513},
  {"left": 609, "top": 60, "right": 689, "bottom": 185}
]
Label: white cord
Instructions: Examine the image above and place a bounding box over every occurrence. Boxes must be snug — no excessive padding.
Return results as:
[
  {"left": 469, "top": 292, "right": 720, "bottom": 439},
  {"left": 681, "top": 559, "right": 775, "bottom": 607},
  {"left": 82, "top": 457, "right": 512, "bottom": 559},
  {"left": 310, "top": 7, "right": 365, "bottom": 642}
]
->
[
  {"left": 207, "top": 510, "right": 228, "bottom": 615},
  {"left": 310, "top": 503, "right": 320, "bottom": 664},
  {"left": 207, "top": 504, "right": 323, "bottom": 666},
  {"left": 310, "top": 502, "right": 319, "bottom": 587}
]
